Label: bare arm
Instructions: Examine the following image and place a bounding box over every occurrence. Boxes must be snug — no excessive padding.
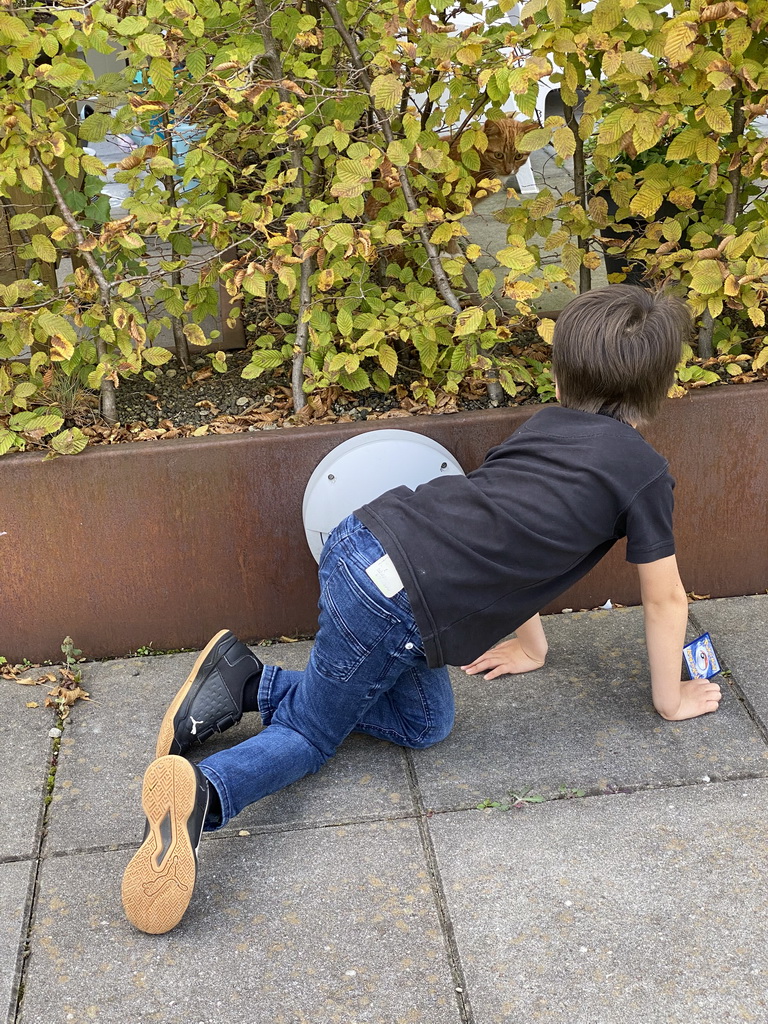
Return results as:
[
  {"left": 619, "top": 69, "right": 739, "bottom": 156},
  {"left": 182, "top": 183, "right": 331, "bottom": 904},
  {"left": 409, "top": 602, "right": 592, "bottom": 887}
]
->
[
  {"left": 461, "top": 613, "right": 548, "bottom": 680},
  {"left": 637, "top": 555, "right": 722, "bottom": 720}
]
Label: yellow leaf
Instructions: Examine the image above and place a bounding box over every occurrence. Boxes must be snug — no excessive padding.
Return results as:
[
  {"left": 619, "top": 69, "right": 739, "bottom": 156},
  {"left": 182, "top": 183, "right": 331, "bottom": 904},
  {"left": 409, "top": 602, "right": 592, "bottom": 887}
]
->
[
  {"left": 629, "top": 180, "right": 664, "bottom": 219},
  {"left": 183, "top": 323, "right": 208, "bottom": 346},
  {"left": 50, "top": 334, "right": 75, "bottom": 362},
  {"left": 704, "top": 106, "right": 731, "bottom": 134},
  {"left": 317, "top": 268, "right": 335, "bottom": 292},
  {"left": 752, "top": 346, "right": 768, "bottom": 370},
  {"left": 454, "top": 306, "right": 484, "bottom": 337},
  {"left": 552, "top": 126, "right": 576, "bottom": 159},
  {"left": 748, "top": 306, "right": 765, "bottom": 327},
  {"left": 663, "top": 20, "right": 697, "bottom": 64},
  {"left": 465, "top": 244, "right": 482, "bottom": 261},
  {"left": 537, "top": 318, "right": 555, "bottom": 344}
]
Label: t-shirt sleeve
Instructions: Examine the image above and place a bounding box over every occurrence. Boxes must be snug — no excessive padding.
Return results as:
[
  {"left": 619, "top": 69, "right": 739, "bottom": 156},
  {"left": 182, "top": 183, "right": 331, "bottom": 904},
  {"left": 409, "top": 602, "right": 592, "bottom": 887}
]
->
[{"left": 624, "top": 471, "right": 676, "bottom": 564}]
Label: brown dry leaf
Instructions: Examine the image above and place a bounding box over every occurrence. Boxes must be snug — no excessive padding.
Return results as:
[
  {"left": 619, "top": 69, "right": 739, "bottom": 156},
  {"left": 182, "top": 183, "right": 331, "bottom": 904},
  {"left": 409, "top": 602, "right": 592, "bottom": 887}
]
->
[
  {"left": 14, "top": 677, "right": 41, "bottom": 686},
  {"left": 45, "top": 684, "right": 91, "bottom": 708},
  {"left": 687, "top": 591, "right": 711, "bottom": 601},
  {"left": 379, "top": 408, "right": 412, "bottom": 418},
  {"left": 278, "top": 635, "right": 298, "bottom": 643},
  {"left": 26, "top": 702, "right": 39, "bottom": 708}
]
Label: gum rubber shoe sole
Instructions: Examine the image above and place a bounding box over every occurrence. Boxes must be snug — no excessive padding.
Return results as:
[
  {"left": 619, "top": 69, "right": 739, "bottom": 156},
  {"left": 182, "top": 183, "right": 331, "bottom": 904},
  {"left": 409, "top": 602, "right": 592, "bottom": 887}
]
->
[
  {"left": 155, "top": 629, "right": 230, "bottom": 759},
  {"left": 121, "top": 756, "right": 202, "bottom": 934}
]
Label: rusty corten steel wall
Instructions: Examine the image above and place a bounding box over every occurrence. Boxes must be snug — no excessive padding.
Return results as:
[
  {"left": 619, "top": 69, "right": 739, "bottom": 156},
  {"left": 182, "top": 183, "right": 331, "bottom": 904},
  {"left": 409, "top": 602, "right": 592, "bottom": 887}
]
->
[{"left": 1, "top": 383, "right": 766, "bottom": 663}]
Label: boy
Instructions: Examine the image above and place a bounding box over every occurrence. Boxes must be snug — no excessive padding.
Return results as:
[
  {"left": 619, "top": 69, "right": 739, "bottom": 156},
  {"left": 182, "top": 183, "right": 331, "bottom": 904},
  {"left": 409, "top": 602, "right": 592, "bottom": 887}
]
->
[{"left": 121, "top": 284, "right": 722, "bottom": 934}]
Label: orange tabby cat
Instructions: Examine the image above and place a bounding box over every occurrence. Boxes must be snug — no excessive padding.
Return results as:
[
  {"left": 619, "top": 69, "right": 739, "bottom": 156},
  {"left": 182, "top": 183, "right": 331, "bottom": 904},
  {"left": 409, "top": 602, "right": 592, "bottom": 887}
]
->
[{"left": 366, "top": 116, "right": 537, "bottom": 218}]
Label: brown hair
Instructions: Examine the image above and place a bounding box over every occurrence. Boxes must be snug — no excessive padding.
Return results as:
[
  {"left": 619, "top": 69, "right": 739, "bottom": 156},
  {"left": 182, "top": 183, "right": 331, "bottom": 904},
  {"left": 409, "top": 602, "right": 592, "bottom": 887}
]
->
[{"left": 551, "top": 285, "right": 691, "bottom": 425}]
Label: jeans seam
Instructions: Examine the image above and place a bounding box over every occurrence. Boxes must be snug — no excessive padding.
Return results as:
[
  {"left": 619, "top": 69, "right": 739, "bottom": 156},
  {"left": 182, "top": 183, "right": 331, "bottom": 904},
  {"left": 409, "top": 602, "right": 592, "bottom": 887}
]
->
[
  {"left": 198, "top": 763, "right": 231, "bottom": 829},
  {"left": 257, "top": 664, "right": 278, "bottom": 721}
]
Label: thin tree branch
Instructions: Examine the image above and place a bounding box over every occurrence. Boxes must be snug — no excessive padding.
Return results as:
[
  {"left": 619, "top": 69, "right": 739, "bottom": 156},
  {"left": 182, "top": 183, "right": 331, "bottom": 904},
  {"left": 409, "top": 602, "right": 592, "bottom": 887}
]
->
[
  {"left": 35, "top": 159, "right": 118, "bottom": 423},
  {"left": 563, "top": 100, "right": 591, "bottom": 294},
  {"left": 292, "top": 254, "right": 314, "bottom": 411},
  {"left": 699, "top": 87, "right": 746, "bottom": 359}
]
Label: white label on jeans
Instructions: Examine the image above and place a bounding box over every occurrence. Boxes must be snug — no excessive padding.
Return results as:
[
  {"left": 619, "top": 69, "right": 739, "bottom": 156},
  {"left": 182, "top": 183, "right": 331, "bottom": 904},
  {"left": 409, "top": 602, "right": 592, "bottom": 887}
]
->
[{"left": 365, "top": 554, "right": 404, "bottom": 598}]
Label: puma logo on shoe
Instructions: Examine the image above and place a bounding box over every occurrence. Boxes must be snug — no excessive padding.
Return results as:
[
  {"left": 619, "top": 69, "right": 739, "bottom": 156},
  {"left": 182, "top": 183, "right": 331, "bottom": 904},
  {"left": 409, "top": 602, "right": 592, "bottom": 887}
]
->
[
  {"left": 189, "top": 716, "right": 204, "bottom": 736},
  {"left": 142, "top": 855, "right": 190, "bottom": 898}
]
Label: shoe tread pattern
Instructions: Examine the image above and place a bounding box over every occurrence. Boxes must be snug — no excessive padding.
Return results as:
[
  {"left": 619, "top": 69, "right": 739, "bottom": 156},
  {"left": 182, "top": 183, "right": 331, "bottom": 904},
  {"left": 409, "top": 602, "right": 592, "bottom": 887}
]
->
[{"left": 121, "top": 756, "right": 199, "bottom": 934}]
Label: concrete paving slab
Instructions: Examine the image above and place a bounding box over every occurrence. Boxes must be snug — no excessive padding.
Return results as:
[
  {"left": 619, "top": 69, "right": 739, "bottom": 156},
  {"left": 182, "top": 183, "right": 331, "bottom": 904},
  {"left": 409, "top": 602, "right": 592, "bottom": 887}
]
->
[
  {"left": 429, "top": 777, "right": 768, "bottom": 1024},
  {"left": 21, "top": 821, "right": 460, "bottom": 1024},
  {"left": 690, "top": 595, "right": 768, "bottom": 721},
  {"left": 413, "top": 607, "right": 768, "bottom": 810},
  {"left": 0, "top": 685, "right": 53, "bottom": 859},
  {"left": 46, "top": 644, "right": 414, "bottom": 854},
  {"left": 0, "top": 860, "right": 34, "bottom": 1024}
]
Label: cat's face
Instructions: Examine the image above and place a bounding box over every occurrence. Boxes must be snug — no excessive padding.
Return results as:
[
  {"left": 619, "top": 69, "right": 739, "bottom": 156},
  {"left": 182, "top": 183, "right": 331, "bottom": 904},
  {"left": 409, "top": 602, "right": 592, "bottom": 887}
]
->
[{"left": 478, "top": 119, "right": 536, "bottom": 178}]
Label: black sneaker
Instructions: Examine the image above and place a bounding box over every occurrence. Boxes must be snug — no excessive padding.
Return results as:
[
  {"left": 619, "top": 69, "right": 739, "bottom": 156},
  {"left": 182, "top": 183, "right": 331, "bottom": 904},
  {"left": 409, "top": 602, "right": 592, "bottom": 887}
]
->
[
  {"left": 155, "top": 629, "right": 263, "bottom": 759},
  {"left": 121, "top": 755, "right": 210, "bottom": 934}
]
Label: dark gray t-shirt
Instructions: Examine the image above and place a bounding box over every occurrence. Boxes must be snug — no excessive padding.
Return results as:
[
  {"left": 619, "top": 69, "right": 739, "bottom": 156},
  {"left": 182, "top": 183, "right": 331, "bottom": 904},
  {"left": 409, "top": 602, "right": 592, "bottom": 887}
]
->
[{"left": 356, "top": 406, "right": 675, "bottom": 668}]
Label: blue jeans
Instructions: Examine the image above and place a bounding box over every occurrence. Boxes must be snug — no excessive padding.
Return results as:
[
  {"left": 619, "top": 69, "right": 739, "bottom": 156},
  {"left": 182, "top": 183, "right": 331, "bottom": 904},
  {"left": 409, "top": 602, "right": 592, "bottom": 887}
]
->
[{"left": 198, "top": 515, "right": 454, "bottom": 829}]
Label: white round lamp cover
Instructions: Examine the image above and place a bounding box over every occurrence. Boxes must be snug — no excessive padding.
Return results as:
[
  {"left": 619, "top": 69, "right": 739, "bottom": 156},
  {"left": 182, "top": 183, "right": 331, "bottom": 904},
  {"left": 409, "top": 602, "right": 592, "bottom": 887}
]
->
[{"left": 302, "top": 429, "right": 465, "bottom": 562}]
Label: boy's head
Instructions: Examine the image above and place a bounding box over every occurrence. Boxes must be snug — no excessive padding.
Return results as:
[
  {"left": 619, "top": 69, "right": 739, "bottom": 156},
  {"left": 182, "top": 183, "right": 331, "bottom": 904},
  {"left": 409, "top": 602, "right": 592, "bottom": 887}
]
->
[{"left": 551, "top": 285, "right": 691, "bottom": 425}]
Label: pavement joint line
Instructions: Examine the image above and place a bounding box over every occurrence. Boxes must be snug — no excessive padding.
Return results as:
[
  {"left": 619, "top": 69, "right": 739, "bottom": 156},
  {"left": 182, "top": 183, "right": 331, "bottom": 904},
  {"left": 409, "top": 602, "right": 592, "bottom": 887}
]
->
[
  {"left": 687, "top": 606, "right": 768, "bottom": 747},
  {"left": 404, "top": 750, "right": 475, "bottom": 1024},
  {"left": 36, "top": 770, "right": 768, "bottom": 863},
  {"left": 10, "top": 723, "right": 62, "bottom": 1024}
]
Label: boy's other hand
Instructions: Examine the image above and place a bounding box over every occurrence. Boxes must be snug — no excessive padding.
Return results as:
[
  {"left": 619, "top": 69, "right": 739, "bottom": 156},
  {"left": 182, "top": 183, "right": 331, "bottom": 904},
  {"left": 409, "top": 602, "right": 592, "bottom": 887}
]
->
[
  {"left": 461, "top": 637, "right": 546, "bottom": 680},
  {"left": 655, "top": 677, "right": 723, "bottom": 721}
]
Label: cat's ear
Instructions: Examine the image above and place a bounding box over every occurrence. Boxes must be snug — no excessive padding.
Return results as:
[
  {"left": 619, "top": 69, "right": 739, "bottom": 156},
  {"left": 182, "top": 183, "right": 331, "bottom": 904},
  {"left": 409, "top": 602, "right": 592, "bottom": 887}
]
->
[{"left": 510, "top": 118, "right": 538, "bottom": 140}]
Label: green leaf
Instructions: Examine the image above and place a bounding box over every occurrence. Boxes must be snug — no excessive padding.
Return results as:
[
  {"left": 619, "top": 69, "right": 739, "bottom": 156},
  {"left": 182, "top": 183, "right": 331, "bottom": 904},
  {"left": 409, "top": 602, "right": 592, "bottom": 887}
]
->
[
  {"left": 186, "top": 49, "right": 207, "bottom": 80},
  {"left": 666, "top": 128, "right": 702, "bottom": 161},
  {"left": 477, "top": 269, "right": 497, "bottom": 298},
  {"left": 496, "top": 246, "right": 537, "bottom": 273},
  {"left": 142, "top": 346, "right": 174, "bottom": 366},
  {"left": 9, "top": 411, "right": 64, "bottom": 435},
  {"left": 386, "top": 140, "right": 411, "bottom": 167},
  {"left": 135, "top": 34, "right": 167, "bottom": 56},
  {"left": 370, "top": 74, "right": 403, "bottom": 112},
  {"left": 10, "top": 213, "right": 40, "bottom": 231},
  {"left": 377, "top": 342, "right": 398, "bottom": 376},
  {"left": 338, "top": 368, "right": 371, "bottom": 391},
  {"left": 517, "top": 128, "right": 551, "bottom": 153},
  {"left": 50, "top": 428, "right": 88, "bottom": 456},
  {"left": 31, "top": 234, "right": 57, "bottom": 264},
  {"left": 39, "top": 58, "right": 93, "bottom": 89},
  {"left": 0, "top": 15, "right": 31, "bottom": 44},
  {"left": 330, "top": 158, "right": 373, "bottom": 199},
  {"left": 0, "top": 429, "right": 21, "bottom": 456},
  {"left": 690, "top": 260, "right": 723, "bottom": 296},
  {"left": 241, "top": 350, "right": 284, "bottom": 378},
  {"left": 371, "top": 369, "right": 390, "bottom": 391},
  {"left": 149, "top": 57, "right": 175, "bottom": 97},
  {"left": 337, "top": 308, "right": 353, "bottom": 337},
  {"left": 79, "top": 113, "right": 113, "bottom": 143},
  {"left": 116, "top": 15, "right": 149, "bottom": 35}
]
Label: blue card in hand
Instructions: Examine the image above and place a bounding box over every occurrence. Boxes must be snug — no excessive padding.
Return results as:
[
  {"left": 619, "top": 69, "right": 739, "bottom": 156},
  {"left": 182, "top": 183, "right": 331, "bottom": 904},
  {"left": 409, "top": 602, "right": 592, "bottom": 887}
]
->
[{"left": 683, "top": 633, "right": 721, "bottom": 680}]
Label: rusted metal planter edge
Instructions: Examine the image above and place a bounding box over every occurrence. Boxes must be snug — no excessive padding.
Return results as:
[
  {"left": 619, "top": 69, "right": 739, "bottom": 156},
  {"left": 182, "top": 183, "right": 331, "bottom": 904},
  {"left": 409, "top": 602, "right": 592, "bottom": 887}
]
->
[{"left": 2, "top": 382, "right": 766, "bottom": 663}]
